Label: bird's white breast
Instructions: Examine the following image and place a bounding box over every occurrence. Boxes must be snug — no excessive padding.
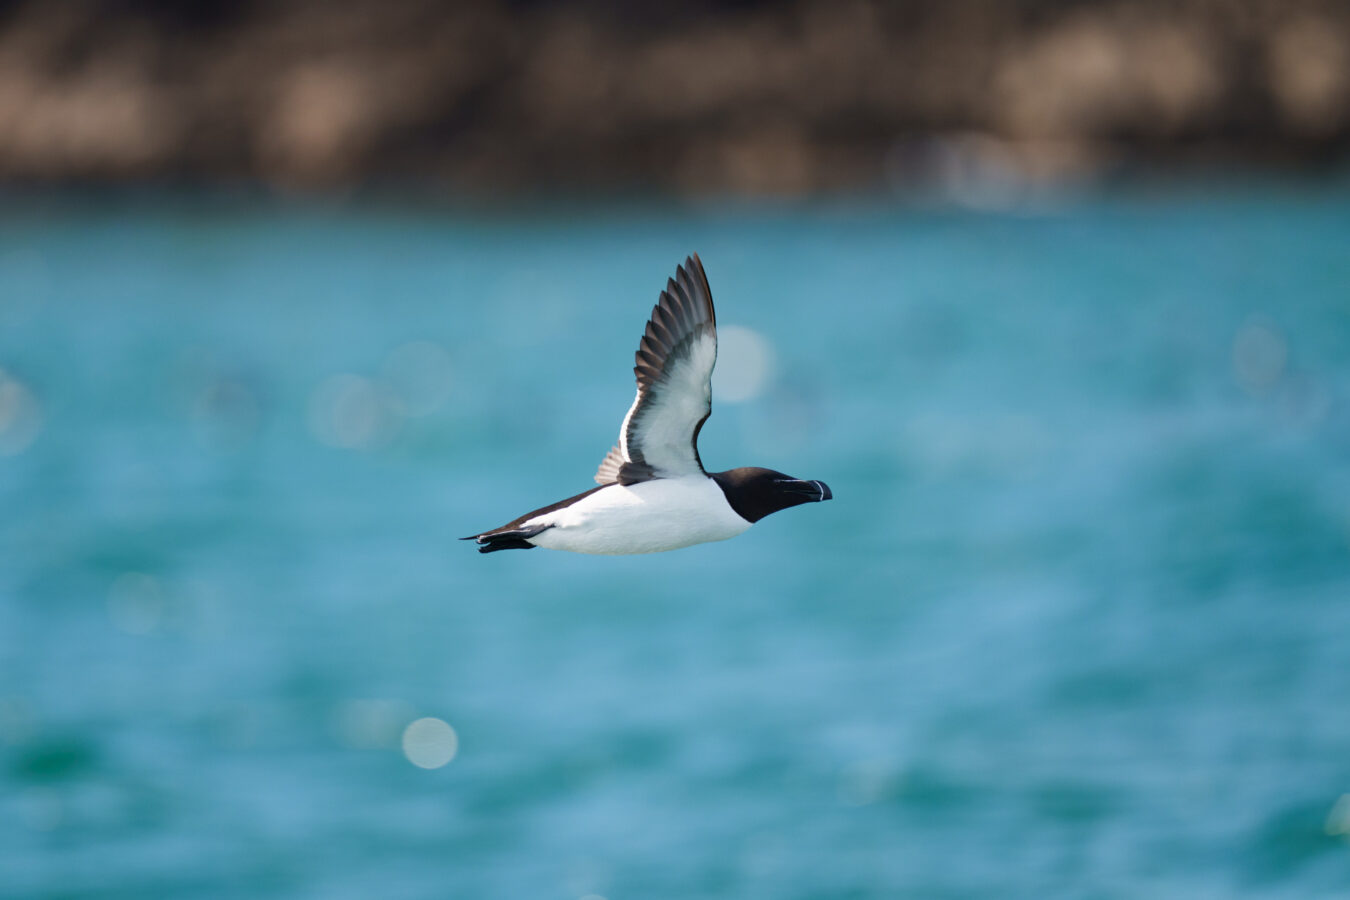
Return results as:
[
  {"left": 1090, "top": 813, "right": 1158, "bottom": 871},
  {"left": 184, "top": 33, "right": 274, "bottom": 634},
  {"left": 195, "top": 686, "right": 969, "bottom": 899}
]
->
[{"left": 525, "top": 476, "right": 751, "bottom": 555}]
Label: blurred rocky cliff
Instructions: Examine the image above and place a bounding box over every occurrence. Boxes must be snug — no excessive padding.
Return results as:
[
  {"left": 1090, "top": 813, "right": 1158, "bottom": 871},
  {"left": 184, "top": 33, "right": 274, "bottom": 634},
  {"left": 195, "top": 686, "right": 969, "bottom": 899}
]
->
[{"left": 0, "top": 0, "right": 1347, "bottom": 195}]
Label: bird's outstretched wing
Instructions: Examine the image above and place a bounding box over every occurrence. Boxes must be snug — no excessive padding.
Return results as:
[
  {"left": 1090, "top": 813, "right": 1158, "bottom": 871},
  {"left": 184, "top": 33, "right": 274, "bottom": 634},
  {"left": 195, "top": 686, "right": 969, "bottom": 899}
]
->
[{"left": 595, "top": 254, "right": 717, "bottom": 484}]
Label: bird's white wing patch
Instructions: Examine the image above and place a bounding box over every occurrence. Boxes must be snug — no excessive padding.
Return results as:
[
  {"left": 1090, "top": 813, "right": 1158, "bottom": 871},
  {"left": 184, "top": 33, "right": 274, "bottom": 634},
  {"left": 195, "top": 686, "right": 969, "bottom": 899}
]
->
[
  {"left": 622, "top": 328, "right": 715, "bottom": 476},
  {"left": 595, "top": 254, "right": 717, "bottom": 484}
]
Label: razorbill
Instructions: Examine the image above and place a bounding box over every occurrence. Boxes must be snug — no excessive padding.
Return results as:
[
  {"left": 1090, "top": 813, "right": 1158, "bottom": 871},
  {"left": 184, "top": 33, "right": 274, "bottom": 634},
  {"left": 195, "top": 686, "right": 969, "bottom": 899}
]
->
[{"left": 464, "top": 254, "right": 831, "bottom": 554}]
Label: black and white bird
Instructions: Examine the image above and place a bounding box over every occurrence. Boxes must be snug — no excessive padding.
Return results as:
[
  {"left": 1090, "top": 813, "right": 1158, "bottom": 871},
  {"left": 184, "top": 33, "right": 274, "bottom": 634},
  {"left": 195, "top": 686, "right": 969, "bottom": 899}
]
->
[{"left": 464, "top": 254, "right": 831, "bottom": 555}]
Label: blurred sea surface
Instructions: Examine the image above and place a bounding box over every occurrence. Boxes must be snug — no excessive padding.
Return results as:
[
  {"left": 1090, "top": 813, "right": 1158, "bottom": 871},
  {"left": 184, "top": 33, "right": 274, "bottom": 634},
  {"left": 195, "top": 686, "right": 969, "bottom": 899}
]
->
[{"left": 2, "top": 182, "right": 1350, "bottom": 898}]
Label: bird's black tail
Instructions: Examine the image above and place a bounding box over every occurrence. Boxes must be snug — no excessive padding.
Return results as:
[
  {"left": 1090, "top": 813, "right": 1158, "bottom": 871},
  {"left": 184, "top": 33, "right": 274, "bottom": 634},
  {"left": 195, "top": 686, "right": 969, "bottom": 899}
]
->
[{"left": 460, "top": 524, "right": 550, "bottom": 554}]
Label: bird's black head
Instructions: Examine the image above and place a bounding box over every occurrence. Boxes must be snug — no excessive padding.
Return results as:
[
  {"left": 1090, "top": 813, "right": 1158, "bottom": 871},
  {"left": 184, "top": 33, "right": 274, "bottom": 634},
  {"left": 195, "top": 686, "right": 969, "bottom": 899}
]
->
[{"left": 711, "top": 467, "right": 832, "bottom": 524}]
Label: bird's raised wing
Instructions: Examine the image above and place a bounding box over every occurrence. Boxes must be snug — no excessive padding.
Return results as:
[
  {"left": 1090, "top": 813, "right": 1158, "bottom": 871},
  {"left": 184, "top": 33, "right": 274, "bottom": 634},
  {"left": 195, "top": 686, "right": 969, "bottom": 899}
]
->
[{"left": 595, "top": 254, "right": 717, "bottom": 484}]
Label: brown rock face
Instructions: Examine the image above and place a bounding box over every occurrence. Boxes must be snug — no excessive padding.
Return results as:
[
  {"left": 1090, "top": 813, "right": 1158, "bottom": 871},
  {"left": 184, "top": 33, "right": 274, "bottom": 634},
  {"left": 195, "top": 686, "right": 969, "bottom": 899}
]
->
[{"left": 0, "top": 0, "right": 1346, "bottom": 194}]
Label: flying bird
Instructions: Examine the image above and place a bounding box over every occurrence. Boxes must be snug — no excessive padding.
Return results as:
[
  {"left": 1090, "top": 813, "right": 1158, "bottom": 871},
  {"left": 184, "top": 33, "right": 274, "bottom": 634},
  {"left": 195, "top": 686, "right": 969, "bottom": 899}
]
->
[{"left": 464, "top": 254, "right": 831, "bottom": 554}]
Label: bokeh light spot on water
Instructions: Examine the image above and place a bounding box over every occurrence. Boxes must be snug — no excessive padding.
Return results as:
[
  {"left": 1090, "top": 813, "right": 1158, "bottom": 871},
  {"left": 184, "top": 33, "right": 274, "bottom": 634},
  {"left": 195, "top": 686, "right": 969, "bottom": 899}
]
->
[
  {"left": 0, "top": 368, "right": 43, "bottom": 455},
  {"left": 1232, "top": 317, "right": 1288, "bottom": 394},
  {"left": 401, "top": 717, "right": 458, "bottom": 769},
  {"left": 381, "top": 340, "right": 454, "bottom": 417},
  {"left": 307, "top": 373, "right": 397, "bottom": 449},
  {"left": 107, "top": 573, "right": 166, "bottom": 636},
  {"left": 837, "top": 758, "right": 896, "bottom": 808},
  {"left": 1324, "top": 794, "right": 1350, "bottom": 839},
  {"left": 713, "top": 325, "right": 775, "bottom": 403}
]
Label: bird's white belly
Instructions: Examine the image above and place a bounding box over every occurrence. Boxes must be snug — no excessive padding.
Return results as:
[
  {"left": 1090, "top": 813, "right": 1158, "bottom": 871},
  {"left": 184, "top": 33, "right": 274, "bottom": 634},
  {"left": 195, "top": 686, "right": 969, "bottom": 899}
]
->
[{"left": 527, "top": 477, "right": 751, "bottom": 555}]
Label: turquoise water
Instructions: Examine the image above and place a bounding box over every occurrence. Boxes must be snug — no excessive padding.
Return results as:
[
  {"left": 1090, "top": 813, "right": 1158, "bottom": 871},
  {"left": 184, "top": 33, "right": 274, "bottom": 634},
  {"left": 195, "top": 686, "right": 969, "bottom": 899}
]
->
[{"left": 2, "top": 186, "right": 1350, "bottom": 898}]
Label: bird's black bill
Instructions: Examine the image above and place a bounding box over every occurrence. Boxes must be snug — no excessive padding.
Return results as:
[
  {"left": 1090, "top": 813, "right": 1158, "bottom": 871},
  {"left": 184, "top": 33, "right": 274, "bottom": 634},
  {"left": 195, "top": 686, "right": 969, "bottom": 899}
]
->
[{"left": 779, "top": 479, "right": 831, "bottom": 502}]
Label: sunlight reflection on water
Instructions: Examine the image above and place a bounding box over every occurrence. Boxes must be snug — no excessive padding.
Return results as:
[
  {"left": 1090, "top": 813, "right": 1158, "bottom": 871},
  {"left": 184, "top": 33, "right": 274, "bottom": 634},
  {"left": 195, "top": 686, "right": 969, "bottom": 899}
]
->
[{"left": 1, "top": 189, "right": 1349, "bottom": 897}]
